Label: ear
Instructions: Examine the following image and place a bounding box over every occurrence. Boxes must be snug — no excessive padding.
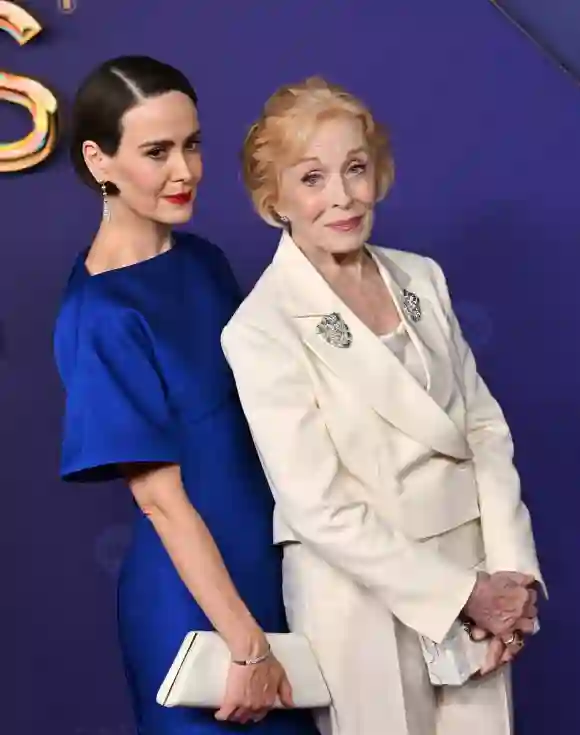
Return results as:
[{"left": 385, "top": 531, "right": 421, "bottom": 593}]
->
[{"left": 82, "top": 140, "right": 112, "bottom": 185}]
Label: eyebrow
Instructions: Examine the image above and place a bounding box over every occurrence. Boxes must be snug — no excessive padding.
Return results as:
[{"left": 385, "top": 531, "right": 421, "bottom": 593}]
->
[
  {"left": 294, "top": 146, "right": 368, "bottom": 165},
  {"left": 139, "top": 129, "right": 201, "bottom": 149}
]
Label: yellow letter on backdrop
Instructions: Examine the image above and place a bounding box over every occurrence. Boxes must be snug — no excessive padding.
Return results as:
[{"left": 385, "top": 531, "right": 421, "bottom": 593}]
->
[{"left": 0, "top": 1, "right": 58, "bottom": 172}]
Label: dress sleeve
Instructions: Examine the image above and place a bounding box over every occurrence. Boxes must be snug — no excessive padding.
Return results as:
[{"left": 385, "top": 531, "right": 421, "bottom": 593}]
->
[{"left": 57, "top": 310, "right": 180, "bottom": 482}]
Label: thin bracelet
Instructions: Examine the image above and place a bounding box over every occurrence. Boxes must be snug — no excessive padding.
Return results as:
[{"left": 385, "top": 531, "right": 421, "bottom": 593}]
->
[{"left": 232, "top": 644, "right": 272, "bottom": 666}]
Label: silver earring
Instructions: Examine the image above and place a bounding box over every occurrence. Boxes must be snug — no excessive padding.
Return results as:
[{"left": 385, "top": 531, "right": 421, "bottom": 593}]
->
[
  {"left": 278, "top": 215, "right": 291, "bottom": 233},
  {"left": 100, "top": 181, "right": 110, "bottom": 222}
]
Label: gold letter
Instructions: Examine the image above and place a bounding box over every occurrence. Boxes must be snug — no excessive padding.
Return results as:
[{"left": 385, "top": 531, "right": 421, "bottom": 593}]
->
[{"left": 0, "top": 1, "right": 58, "bottom": 172}]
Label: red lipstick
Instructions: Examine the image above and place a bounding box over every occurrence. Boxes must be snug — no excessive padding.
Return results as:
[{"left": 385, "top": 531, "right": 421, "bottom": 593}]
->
[{"left": 164, "top": 192, "right": 192, "bottom": 205}]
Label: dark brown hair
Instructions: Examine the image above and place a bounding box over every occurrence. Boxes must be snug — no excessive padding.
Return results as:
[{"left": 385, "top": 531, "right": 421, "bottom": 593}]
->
[{"left": 70, "top": 56, "right": 198, "bottom": 195}]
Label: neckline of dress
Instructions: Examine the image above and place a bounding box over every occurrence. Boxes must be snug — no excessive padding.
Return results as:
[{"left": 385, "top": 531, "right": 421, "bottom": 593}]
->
[{"left": 82, "top": 234, "right": 179, "bottom": 279}]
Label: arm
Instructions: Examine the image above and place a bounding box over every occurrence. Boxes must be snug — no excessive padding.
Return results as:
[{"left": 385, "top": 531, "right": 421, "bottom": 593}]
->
[
  {"left": 124, "top": 463, "right": 294, "bottom": 723},
  {"left": 122, "top": 462, "right": 266, "bottom": 660},
  {"left": 57, "top": 310, "right": 291, "bottom": 722},
  {"left": 222, "top": 320, "right": 477, "bottom": 643},
  {"left": 427, "top": 258, "right": 544, "bottom": 591}
]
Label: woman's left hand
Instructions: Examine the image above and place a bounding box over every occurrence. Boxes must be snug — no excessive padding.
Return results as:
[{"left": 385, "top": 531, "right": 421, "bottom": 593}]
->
[{"left": 478, "top": 628, "right": 526, "bottom": 676}]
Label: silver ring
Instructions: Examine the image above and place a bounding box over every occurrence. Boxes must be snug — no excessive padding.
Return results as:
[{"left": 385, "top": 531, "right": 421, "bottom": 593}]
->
[{"left": 504, "top": 633, "right": 517, "bottom": 645}]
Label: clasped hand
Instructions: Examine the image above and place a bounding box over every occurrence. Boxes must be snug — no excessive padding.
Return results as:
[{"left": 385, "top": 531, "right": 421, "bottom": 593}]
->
[{"left": 463, "top": 571, "right": 538, "bottom": 676}]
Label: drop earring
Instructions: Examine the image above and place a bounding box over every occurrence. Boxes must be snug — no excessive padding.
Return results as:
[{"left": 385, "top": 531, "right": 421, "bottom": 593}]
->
[
  {"left": 278, "top": 215, "right": 291, "bottom": 234},
  {"left": 100, "top": 181, "right": 110, "bottom": 222}
]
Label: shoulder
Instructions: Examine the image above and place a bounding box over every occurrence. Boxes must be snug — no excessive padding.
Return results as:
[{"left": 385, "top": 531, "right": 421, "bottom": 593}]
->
[
  {"left": 369, "top": 244, "right": 450, "bottom": 301},
  {"left": 53, "top": 270, "right": 147, "bottom": 382},
  {"left": 177, "top": 231, "right": 231, "bottom": 272},
  {"left": 55, "top": 270, "right": 143, "bottom": 337},
  {"left": 177, "top": 230, "right": 241, "bottom": 298},
  {"left": 369, "top": 244, "right": 440, "bottom": 279}
]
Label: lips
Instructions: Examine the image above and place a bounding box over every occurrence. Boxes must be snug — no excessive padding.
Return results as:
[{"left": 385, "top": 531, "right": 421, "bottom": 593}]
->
[
  {"left": 164, "top": 192, "right": 192, "bottom": 205},
  {"left": 325, "top": 215, "right": 363, "bottom": 232}
]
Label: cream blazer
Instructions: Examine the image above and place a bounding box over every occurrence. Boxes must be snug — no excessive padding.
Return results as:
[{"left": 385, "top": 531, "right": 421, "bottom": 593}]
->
[{"left": 221, "top": 233, "right": 542, "bottom": 644}]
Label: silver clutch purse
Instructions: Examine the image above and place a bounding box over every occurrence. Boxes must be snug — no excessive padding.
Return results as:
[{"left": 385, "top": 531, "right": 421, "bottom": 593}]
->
[
  {"left": 419, "top": 619, "right": 540, "bottom": 687},
  {"left": 157, "top": 631, "right": 331, "bottom": 709},
  {"left": 419, "top": 620, "right": 487, "bottom": 686}
]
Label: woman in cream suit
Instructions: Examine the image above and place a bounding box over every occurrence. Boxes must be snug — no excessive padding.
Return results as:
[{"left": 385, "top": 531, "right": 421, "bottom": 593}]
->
[{"left": 222, "top": 77, "right": 543, "bottom": 735}]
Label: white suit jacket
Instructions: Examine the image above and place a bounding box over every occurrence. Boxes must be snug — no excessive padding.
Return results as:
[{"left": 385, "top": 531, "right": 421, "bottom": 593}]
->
[{"left": 221, "top": 233, "right": 542, "bottom": 643}]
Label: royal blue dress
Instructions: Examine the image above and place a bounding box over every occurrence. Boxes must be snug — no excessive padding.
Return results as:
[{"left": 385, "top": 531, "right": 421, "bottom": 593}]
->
[{"left": 54, "top": 232, "right": 318, "bottom": 735}]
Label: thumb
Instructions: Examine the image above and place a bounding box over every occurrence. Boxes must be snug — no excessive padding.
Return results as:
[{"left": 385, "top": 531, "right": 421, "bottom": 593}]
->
[
  {"left": 469, "top": 625, "right": 489, "bottom": 641},
  {"left": 278, "top": 675, "right": 294, "bottom": 708}
]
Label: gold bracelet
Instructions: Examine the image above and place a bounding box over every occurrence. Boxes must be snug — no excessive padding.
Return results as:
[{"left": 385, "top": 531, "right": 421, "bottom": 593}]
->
[{"left": 232, "top": 644, "right": 272, "bottom": 666}]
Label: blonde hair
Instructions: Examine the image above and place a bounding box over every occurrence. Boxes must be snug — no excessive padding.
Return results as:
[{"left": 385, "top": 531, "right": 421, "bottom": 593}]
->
[{"left": 242, "top": 76, "right": 395, "bottom": 226}]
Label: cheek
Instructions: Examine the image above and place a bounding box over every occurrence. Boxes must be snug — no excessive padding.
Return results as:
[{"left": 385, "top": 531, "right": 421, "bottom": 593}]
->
[
  {"left": 353, "top": 175, "right": 376, "bottom": 206},
  {"left": 190, "top": 152, "right": 203, "bottom": 180},
  {"left": 287, "top": 190, "right": 326, "bottom": 224},
  {"left": 115, "top": 159, "right": 167, "bottom": 200}
]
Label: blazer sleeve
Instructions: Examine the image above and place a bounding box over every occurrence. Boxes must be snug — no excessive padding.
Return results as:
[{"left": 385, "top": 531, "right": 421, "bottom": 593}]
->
[
  {"left": 222, "top": 318, "right": 476, "bottom": 643},
  {"left": 427, "top": 258, "right": 544, "bottom": 592}
]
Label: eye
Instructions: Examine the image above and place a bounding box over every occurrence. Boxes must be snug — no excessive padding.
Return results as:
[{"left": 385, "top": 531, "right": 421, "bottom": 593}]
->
[
  {"left": 348, "top": 161, "right": 367, "bottom": 175},
  {"left": 301, "top": 171, "right": 322, "bottom": 186},
  {"left": 185, "top": 137, "right": 201, "bottom": 151},
  {"left": 146, "top": 147, "right": 166, "bottom": 160}
]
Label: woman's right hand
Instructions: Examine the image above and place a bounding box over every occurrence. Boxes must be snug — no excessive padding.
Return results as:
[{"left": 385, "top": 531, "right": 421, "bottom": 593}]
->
[
  {"left": 215, "top": 653, "right": 294, "bottom": 724},
  {"left": 463, "top": 571, "right": 536, "bottom": 637}
]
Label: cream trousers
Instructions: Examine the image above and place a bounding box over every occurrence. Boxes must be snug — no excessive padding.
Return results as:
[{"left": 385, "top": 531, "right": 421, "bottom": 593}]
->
[{"left": 282, "top": 542, "right": 513, "bottom": 735}]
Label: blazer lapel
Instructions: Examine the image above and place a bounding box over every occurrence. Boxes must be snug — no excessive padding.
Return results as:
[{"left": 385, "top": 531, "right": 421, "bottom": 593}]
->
[
  {"left": 273, "top": 233, "right": 470, "bottom": 460},
  {"left": 368, "top": 247, "right": 457, "bottom": 408}
]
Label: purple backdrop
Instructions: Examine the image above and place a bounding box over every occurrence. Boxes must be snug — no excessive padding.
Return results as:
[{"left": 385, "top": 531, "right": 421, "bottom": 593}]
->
[{"left": 1, "top": 1, "right": 578, "bottom": 733}]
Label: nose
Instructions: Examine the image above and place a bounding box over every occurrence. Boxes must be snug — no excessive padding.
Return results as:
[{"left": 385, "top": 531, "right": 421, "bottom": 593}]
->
[
  {"left": 171, "top": 152, "right": 195, "bottom": 182},
  {"left": 329, "top": 173, "right": 353, "bottom": 208}
]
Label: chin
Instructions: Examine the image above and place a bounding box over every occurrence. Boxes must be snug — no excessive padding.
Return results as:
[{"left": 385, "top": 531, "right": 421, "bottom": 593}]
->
[
  {"left": 157, "top": 207, "right": 194, "bottom": 226},
  {"left": 323, "top": 232, "right": 367, "bottom": 255},
  {"left": 171, "top": 211, "right": 193, "bottom": 225}
]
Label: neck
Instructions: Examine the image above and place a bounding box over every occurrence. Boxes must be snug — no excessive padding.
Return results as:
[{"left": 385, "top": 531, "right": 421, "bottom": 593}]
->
[
  {"left": 294, "top": 236, "right": 368, "bottom": 285},
  {"left": 91, "top": 203, "right": 173, "bottom": 272}
]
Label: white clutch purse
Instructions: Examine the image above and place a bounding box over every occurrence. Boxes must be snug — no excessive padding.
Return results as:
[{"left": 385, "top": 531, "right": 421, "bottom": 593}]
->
[
  {"left": 419, "top": 618, "right": 540, "bottom": 687},
  {"left": 157, "top": 631, "right": 331, "bottom": 709}
]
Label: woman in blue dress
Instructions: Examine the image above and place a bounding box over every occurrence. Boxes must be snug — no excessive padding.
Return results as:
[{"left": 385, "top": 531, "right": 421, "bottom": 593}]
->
[{"left": 54, "top": 56, "right": 318, "bottom": 735}]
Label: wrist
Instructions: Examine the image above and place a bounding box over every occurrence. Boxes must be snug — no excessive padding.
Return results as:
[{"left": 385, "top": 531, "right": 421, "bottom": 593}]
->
[
  {"left": 463, "top": 571, "right": 489, "bottom": 620},
  {"left": 224, "top": 624, "right": 269, "bottom": 662}
]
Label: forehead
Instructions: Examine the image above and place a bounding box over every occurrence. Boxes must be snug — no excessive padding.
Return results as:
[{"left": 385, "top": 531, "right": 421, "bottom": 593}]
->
[
  {"left": 120, "top": 91, "right": 199, "bottom": 141},
  {"left": 290, "top": 115, "right": 368, "bottom": 165}
]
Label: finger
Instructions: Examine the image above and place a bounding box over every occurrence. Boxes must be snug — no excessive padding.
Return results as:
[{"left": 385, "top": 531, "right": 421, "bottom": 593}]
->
[
  {"left": 526, "top": 598, "right": 538, "bottom": 617},
  {"left": 480, "top": 638, "right": 504, "bottom": 675},
  {"left": 231, "top": 707, "right": 252, "bottom": 724},
  {"left": 522, "top": 589, "right": 538, "bottom": 617},
  {"left": 502, "top": 632, "right": 525, "bottom": 660},
  {"left": 515, "top": 617, "right": 535, "bottom": 635},
  {"left": 501, "top": 642, "right": 522, "bottom": 663},
  {"left": 523, "top": 602, "right": 538, "bottom": 620},
  {"left": 500, "top": 647, "right": 514, "bottom": 665},
  {"left": 488, "top": 614, "right": 517, "bottom": 637},
  {"left": 526, "top": 588, "right": 538, "bottom": 606},
  {"left": 251, "top": 708, "right": 269, "bottom": 722},
  {"left": 214, "top": 701, "right": 236, "bottom": 721},
  {"left": 278, "top": 676, "right": 294, "bottom": 708}
]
